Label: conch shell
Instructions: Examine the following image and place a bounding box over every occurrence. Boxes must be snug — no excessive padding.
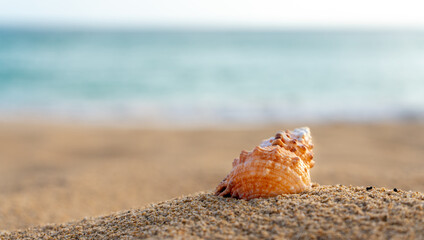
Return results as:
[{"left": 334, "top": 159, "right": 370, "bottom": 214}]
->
[{"left": 215, "top": 127, "right": 315, "bottom": 200}]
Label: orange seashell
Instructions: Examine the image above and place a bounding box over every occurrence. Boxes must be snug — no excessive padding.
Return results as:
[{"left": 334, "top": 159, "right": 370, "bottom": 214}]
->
[{"left": 215, "top": 127, "right": 315, "bottom": 200}]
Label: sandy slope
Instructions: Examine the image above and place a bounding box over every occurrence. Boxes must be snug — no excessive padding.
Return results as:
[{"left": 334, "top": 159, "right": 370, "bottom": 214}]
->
[
  {"left": 2, "top": 185, "right": 423, "bottom": 239},
  {"left": 0, "top": 121, "right": 423, "bottom": 231}
]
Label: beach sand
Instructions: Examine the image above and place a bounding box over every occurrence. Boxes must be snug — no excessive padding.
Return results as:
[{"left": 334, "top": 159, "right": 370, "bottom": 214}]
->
[
  {"left": 2, "top": 185, "right": 423, "bottom": 239},
  {"left": 0, "top": 121, "right": 423, "bottom": 237}
]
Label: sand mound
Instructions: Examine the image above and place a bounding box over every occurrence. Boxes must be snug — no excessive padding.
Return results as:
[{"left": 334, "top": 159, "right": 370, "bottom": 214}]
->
[{"left": 1, "top": 184, "right": 423, "bottom": 239}]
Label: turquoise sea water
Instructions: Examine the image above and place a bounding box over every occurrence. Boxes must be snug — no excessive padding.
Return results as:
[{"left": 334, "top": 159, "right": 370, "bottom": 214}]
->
[{"left": 0, "top": 29, "right": 423, "bottom": 125}]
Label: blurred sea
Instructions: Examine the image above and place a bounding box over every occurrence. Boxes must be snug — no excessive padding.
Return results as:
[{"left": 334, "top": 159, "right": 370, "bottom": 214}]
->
[{"left": 0, "top": 29, "right": 424, "bottom": 126}]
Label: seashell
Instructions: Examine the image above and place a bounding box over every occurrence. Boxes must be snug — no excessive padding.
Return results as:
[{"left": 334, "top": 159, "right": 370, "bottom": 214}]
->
[{"left": 215, "top": 127, "right": 315, "bottom": 200}]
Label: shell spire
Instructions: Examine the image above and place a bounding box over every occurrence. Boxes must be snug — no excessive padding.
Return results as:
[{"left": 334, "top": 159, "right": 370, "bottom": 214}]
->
[{"left": 215, "top": 127, "right": 315, "bottom": 200}]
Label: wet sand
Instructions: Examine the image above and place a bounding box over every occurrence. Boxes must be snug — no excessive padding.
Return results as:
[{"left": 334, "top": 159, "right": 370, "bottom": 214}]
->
[{"left": 0, "top": 121, "right": 423, "bottom": 236}]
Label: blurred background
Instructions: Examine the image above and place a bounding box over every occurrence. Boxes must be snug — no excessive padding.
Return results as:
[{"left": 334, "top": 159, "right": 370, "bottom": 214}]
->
[{"left": 0, "top": 0, "right": 423, "bottom": 231}]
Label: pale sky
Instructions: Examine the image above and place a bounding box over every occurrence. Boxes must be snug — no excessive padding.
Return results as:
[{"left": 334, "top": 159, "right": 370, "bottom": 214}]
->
[{"left": 1, "top": 0, "right": 424, "bottom": 29}]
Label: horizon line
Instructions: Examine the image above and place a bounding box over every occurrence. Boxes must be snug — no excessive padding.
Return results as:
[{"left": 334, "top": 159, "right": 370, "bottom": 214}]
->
[{"left": 1, "top": 24, "right": 424, "bottom": 33}]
